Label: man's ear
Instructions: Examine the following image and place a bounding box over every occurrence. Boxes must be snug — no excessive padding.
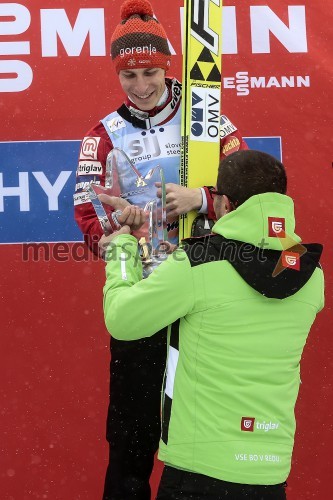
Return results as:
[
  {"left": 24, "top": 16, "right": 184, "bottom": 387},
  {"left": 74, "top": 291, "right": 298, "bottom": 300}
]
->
[{"left": 222, "top": 195, "right": 233, "bottom": 214}]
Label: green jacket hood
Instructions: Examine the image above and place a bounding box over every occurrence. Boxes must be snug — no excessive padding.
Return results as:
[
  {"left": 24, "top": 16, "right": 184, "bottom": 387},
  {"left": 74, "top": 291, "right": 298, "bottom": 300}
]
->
[
  {"left": 212, "top": 193, "right": 301, "bottom": 250},
  {"left": 183, "top": 193, "right": 323, "bottom": 299}
]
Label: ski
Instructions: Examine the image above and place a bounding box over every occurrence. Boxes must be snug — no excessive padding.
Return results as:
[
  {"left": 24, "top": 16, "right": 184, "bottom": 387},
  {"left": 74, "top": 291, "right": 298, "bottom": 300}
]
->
[{"left": 180, "top": 0, "right": 223, "bottom": 240}]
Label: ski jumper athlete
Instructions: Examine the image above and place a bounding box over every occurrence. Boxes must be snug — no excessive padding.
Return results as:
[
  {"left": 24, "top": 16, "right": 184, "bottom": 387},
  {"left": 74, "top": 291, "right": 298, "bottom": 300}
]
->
[
  {"left": 74, "top": 1, "right": 247, "bottom": 498},
  {"left": 102, "top": 150, "right": 324, "bottom": 500}
]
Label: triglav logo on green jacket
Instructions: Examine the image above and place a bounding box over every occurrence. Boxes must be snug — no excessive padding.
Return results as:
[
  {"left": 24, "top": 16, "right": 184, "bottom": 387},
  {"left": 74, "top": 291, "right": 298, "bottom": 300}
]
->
[
  {"left": 268, "top": 216, "right": 307, "bottom": 276},
  {"left": 241, "top": 417, "right": 280, "bottom": 433}
]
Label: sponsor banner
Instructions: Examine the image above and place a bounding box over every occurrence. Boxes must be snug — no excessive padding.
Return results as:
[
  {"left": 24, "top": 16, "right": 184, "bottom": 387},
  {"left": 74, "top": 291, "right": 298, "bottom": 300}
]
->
[
  {"left": 0, "top": 3, "right": 312, "bottom": 95},
  {"left": 0, "top": 141, "right": 82, "bottom": 243}
]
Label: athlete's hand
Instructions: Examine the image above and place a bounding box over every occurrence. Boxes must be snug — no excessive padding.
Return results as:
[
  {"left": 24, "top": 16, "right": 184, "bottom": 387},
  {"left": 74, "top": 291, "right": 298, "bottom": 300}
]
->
[
  {"left": 119, "top": 205, "right": 147, "bottom": 231},
  {"left": 98, "top": 194, "right": 146, "bottom": 231},
  {"left": 98, "top": 194, "right": 129, "bottom": 231},
  {"left": 155, "top": 182, "right": 203, "bottom": 218},
  {"left": 98, "top": 204, "right": 147, "bottom": 255}
]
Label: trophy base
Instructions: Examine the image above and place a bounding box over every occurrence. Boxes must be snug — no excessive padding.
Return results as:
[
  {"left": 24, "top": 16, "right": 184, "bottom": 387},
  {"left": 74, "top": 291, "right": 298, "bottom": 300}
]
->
[{"left": 142, "top": 254, "right": 168, "bottom": 279}]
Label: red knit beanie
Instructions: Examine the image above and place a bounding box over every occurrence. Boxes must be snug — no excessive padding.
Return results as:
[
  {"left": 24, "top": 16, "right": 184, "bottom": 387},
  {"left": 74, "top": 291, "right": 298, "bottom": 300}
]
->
[{"left": 111, "top": 0, "right": 171, "bottom": 73}]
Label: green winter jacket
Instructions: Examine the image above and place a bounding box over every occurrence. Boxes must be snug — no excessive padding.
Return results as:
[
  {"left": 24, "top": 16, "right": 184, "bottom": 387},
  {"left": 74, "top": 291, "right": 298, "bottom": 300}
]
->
[{"left": 103, "top": 192, "right": 324, "bottom": 485}]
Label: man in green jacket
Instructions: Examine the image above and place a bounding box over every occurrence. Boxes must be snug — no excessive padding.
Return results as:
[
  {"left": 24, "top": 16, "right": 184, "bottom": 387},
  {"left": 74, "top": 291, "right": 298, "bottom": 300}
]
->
[{"left": 101, "top": 150, "right": 324, "bottom": 500}]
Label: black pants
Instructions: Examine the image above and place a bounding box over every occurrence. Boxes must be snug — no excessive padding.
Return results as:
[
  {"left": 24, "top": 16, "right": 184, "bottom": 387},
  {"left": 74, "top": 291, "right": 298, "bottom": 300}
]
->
[
  {"left": 156, "top": 466, "right": 287, "bottom": 500},
  {"left": 103, "top": 329, "right": 167, "bottom": 500}
]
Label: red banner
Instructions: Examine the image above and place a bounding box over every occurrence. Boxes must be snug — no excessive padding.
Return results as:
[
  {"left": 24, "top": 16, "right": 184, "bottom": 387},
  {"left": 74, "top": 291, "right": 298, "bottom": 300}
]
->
[{"left": 1, "top": 1, "right": 332, "bottom": 498}]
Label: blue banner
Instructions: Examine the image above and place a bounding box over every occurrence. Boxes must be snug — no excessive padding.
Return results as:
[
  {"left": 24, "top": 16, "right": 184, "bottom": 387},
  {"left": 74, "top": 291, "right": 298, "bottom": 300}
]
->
[
  {"left": 0, "top": 138, "right": 281, "bottom": 243},
  {"left": 0, "top": 140, "right": 82, "bottom": 243}
]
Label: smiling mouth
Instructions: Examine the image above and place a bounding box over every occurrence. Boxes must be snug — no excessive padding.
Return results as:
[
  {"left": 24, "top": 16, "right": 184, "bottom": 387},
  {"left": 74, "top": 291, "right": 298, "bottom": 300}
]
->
[{"left": 133, "top": 92, "right": 154, "bottom": 100}]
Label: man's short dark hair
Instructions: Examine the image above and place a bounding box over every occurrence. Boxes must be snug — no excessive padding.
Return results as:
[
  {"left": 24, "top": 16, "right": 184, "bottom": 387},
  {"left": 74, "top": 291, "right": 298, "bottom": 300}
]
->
[{"left": 217, "top": 150, "right": 287, "bottom": 207}]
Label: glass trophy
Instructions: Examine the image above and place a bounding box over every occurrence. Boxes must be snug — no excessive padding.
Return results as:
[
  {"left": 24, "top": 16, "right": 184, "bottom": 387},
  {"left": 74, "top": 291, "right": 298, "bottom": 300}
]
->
[{"left": 85, "top": 148, "right": 168, "bottom": 276}]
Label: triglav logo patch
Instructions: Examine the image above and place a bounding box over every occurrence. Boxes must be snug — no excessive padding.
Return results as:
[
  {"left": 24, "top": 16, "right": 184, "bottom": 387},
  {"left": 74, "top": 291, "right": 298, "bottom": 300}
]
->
[
  {"left": 268, "top": 217, "right": 286, "bottom": 238},
  {"left": 281, "top": 251, "right": 300, "bottom": 271},
  {"left": 241, "top": 417, "right": 255, "bottom": 432}
]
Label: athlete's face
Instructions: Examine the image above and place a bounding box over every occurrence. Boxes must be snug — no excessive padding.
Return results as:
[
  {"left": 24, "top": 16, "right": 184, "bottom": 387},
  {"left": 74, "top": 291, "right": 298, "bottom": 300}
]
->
[{"left": 118, "top": 68, "right": 166, "bottom": 110}]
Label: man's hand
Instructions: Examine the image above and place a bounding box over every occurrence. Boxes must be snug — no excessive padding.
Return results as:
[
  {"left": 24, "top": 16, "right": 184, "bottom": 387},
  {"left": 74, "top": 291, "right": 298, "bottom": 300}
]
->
[
  {"left": 160, "top": 241, "right": 178, "bottom": 254},
  {"left": 98, "top": 224, "right": 131, "bottom": 257},
  {"left": 155, "top": 182, "right": 203, "bottom": 218}
]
